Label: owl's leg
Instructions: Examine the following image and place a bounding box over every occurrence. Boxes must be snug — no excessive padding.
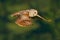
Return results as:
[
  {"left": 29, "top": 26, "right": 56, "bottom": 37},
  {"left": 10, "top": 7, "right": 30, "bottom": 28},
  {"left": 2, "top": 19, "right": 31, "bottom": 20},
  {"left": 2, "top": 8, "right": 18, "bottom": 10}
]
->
[{"left": 37, "top": 15, "right": 52, "bottom": 22}]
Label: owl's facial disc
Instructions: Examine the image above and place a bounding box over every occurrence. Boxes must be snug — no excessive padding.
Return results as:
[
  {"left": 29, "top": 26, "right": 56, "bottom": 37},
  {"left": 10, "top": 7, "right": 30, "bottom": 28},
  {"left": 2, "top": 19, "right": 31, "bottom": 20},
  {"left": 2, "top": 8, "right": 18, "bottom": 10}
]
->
[{"left": 29, "top": 9, "right": 38, "bottom": 17}]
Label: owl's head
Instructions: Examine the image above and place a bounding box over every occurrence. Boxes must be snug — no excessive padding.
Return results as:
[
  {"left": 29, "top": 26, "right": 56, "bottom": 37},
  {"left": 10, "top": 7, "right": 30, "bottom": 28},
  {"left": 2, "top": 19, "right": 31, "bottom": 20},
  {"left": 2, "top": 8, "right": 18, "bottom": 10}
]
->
[{"left": 28, "top": 9, "right": 38, "bottom": 17}]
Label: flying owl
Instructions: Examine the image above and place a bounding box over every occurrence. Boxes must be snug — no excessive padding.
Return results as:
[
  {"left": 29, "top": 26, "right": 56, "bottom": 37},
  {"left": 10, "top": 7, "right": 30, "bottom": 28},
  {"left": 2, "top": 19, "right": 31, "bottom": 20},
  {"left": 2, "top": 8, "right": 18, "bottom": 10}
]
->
[{"left": 11, "top": 9, "right": 51, "bottom": 27}]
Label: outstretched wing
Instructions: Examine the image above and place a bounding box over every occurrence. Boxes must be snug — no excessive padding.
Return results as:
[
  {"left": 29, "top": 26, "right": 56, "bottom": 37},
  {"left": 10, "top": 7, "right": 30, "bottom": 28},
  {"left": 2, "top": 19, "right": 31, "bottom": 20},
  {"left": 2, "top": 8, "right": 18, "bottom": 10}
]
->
[
  {"left": 15, "top": 18, "right": 32, "bottom": 27},
  {"left": 11, "top": 10, "right": 29, "bottom": 17}
]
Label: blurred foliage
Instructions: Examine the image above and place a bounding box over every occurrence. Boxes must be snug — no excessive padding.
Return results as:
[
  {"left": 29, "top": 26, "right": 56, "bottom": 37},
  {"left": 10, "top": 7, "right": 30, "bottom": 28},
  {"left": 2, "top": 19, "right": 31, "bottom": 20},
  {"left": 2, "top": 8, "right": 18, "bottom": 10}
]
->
[{"left": 0, "top": 0, "right": 60, "bottom": 40}]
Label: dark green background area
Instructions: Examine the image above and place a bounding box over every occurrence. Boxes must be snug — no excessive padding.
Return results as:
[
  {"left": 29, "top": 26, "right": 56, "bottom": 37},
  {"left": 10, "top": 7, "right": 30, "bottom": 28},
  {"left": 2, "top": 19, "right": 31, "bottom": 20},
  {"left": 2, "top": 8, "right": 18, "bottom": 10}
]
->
[{"left": 0, "top": 0, "right": 60, "bottom": 40}]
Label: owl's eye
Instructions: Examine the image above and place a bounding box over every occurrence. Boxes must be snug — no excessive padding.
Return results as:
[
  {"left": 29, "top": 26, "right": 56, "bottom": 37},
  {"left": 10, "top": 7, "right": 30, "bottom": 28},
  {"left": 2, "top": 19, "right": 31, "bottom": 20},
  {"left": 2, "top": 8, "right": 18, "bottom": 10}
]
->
[{"left": 34, "top": 12, "right": 36, "bottom": 13}]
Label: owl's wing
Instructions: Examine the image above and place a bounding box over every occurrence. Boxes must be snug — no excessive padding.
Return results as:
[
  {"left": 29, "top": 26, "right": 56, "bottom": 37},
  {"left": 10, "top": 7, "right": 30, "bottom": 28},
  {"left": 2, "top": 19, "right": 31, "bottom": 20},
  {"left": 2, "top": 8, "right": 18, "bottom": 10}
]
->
[
  {"left": 15, "top": 18, "right": 32, "bottom": 27},
  {"left": 11, "top": 10, "right": 24, "bottom": 17},
  {"left": 11, "top": 9, "right": 30, "bottom": 17}
]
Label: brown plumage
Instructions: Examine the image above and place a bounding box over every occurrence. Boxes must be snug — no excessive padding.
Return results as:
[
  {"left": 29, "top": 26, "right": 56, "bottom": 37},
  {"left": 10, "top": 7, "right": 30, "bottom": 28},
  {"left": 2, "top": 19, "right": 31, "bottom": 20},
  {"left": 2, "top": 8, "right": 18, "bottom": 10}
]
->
[
  {"left": 11, "top": 10, "right": 32, "bottom": 27},
  {"left": 11, "top": 9, "right": 52, "bottom": 27}
]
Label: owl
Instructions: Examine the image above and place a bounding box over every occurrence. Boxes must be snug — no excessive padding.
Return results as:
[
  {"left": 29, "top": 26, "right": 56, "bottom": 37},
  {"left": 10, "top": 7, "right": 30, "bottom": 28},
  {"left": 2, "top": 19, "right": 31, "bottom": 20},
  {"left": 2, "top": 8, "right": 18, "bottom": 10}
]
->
[{"left": 11, "top": 9, "right": 51, "bottom": 27}]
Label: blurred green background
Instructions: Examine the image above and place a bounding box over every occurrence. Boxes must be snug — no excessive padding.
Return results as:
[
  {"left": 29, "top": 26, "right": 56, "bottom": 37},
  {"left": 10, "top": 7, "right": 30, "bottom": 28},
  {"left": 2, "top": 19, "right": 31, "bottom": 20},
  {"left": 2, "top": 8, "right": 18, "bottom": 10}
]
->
[{"left": 0, "top": 0, "right": 60, "bottom": 40}]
